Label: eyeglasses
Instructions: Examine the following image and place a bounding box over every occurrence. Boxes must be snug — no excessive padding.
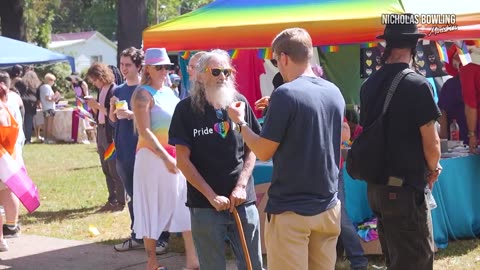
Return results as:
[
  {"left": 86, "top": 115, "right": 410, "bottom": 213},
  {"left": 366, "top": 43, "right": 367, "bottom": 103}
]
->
[
  {"left": 270, "top": 59, "right": 278, "bottom": 67},
  {"left": 215, "top": 109, "right": 225, "bottom": 121},
  {"left": 153, "top": 65, "right": 169, "bottom": 71},
  {"left": 206, "top": 68, "right": 233, "bottom": 77}
]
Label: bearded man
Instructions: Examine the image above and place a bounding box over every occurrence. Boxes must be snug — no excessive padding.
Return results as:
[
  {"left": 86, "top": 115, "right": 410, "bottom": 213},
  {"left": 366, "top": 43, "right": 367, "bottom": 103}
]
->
[{"left": 168, "top": 49, "right": 264, "bottom": 270}]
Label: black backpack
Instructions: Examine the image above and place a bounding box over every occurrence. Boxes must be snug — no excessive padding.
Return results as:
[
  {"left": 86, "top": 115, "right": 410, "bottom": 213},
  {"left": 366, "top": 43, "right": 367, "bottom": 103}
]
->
[{"left": 346, "top": 68, "right": 415, "bottom": 184}]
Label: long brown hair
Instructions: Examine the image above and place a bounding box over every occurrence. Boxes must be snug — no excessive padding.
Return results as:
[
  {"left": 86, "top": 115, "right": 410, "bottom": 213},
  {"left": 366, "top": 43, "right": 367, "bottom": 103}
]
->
[{"left": 86, "top": 63, "right": 114, "bottom": 85}]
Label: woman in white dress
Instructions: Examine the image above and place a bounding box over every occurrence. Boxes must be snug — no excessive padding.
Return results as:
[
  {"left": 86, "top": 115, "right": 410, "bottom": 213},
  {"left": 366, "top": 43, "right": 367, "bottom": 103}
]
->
[{"left": 131, "top": 48, "right": 199, "bottom": 270}]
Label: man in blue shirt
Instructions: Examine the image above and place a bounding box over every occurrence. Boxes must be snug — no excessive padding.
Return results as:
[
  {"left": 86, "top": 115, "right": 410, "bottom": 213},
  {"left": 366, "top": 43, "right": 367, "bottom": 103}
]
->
[{"left": 228, "top": 28, "right": 345, "bottom": 270}]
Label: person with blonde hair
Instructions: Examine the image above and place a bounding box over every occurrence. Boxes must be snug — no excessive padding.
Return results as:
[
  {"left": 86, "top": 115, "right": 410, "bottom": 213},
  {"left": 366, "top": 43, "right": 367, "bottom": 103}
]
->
[
  {"left": 131, "top": 48, "right": 198, "bottom": 270},
  {"left": 86, "top": 63, "right": 125, "bottom": 212},
  {"left": 38, "top": 73, "right": 59, "bottom": 144}
]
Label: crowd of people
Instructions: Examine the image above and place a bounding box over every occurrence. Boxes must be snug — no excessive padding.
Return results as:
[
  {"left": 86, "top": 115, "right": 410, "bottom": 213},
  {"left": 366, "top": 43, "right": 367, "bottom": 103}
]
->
[{"left": 9, "top": 18, "right": 480, "bottom": 270}]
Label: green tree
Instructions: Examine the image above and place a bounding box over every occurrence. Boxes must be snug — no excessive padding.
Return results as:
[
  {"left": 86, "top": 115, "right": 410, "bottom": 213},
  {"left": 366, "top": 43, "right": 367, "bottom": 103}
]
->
[
  {"left": 24, "top": 0, "right": 59, "bottom": 47},
  {"left": 52, "top": 0, "right": 116, "bottom": 39},
  {"left": 0, "top": 0, "right": 26, "bottom": 41},
  {"left": 146, "top": 0, "right": 213, "bottom": 25}
]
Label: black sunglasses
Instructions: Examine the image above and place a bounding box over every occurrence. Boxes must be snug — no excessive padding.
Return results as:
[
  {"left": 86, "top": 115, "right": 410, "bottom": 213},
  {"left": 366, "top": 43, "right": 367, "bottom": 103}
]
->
[
  {"left": 153, "top": 65, "right": 170, "bottom": 71},
  {"left": 206, "top": 68, "right": 233, "bottom": 77}
]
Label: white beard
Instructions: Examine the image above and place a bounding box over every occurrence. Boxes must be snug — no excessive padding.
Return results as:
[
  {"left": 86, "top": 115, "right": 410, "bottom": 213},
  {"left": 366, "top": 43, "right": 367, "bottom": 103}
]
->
[{"left": 205, "top": 83, "right": 237, "bottom": 109}]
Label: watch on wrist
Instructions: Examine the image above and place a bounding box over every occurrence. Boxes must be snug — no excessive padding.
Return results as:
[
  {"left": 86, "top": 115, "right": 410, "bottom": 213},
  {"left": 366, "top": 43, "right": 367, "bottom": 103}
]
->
[
  {"left": 235, "top": 121, "right": 247, "bottom": 132},
  {"left": 468, "top": 131, "right": 476, "bottom": 138}
]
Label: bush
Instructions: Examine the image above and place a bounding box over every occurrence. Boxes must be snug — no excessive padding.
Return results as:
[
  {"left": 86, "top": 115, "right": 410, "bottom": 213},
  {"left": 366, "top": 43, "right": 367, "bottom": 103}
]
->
[{"left": 35, "top": 62, "right": 72, "bottom": 96}]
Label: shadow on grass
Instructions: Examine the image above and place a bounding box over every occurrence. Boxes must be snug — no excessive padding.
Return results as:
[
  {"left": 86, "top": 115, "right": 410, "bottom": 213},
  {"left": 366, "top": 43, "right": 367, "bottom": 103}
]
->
[
  {"left": 435, "top": 239, "right": 480, "bottom": 259},
  {"left": 19, "top": 206, "right": 98, "bottom": 225},
  {"left": 69, "top": 165, "right": 101, "bottom": 171}
]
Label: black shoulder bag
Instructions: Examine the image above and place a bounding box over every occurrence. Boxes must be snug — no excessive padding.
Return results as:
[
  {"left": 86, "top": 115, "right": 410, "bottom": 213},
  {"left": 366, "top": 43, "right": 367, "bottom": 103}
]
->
[{"left": 346, "top": 68, "right": 415, "bottom": 184}]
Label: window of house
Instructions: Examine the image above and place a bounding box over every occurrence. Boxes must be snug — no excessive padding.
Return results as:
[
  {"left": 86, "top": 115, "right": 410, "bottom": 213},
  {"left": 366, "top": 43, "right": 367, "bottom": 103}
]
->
[{"left": 90, "top": 55, "right": 103, "bottom": 63}]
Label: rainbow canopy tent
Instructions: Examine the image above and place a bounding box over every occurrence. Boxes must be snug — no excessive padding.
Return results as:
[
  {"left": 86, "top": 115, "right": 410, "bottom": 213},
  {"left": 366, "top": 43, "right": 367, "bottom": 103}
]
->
[
  {"left": 143, "top": 0, "right": 480, "bottom": 51},
  {"left": 0, "top": 36, "right": 75, "bottom": 71}
]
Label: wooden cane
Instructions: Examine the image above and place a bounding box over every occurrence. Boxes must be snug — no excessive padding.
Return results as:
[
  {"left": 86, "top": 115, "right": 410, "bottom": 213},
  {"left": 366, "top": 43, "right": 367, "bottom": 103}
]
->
[{"left": 233, "top": 207, "right": 253, "bottom": 270}]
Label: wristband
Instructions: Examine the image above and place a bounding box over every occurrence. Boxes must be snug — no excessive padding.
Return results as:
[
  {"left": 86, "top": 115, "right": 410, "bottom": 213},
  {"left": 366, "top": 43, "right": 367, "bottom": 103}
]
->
[{"left": 235, "top": 121, "right": 247, "bottom": 132}]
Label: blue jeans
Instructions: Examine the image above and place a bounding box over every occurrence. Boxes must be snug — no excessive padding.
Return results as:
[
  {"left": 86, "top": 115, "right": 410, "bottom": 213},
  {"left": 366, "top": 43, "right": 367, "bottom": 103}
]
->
[
  {"left": 338, "top": 170, "right": 368, "bottom": 269},
  {"left": 116, "top": 158, "right": 169, "bottom": 243},
  {"left": 23, "top": 112, "right": 34, "bottom": 143},
  {"left": 190, "top": 203, "right": 263, "bottom": 270}
]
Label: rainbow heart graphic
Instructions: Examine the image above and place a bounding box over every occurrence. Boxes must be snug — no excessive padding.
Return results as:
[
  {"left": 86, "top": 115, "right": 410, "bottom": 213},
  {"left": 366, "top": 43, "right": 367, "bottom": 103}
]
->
[{"left": 214, "top": 121, "right": 230, "bottom": 138}]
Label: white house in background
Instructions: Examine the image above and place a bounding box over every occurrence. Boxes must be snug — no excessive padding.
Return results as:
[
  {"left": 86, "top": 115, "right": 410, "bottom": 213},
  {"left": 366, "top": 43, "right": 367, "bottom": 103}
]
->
[{"left": 49, "top": 31, "right": 117, "bottom": 73}]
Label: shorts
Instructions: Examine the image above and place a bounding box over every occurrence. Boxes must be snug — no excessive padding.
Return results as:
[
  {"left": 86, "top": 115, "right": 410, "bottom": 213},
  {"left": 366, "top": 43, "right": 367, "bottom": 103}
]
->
[{"left": 43, "top": 109, "right": 55, "bottom": 117}]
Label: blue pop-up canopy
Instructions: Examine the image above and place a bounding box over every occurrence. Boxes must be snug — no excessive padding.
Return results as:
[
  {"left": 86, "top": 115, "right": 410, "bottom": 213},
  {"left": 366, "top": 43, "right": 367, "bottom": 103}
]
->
[{"left": 0, "top": 36, "right": 75, "bottom": 72}]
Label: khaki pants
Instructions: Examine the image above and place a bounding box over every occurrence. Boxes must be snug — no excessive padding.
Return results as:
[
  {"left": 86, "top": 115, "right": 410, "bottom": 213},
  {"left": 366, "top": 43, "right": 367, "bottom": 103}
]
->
[{"left": 265, "top": 202, "right": 341, "bottom": 270}]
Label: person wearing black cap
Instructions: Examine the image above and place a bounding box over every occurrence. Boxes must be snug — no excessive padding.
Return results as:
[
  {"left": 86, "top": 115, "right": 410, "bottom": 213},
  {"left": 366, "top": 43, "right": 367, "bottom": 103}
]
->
[{"left": 359, "top": 16, "right": 441, "bottom": 270}]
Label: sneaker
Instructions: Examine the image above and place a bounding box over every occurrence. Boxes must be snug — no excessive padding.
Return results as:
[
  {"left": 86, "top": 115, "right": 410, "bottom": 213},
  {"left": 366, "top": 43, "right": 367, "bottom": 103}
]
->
[
  {"left": 156, "top": 240, "right": 168, "bottom": 255},
  {"left": 114, "top": 238, "right": 144, "bottom": 252},
  {"left": 3, "top": 224, "right": 20, "bottom": 238},
  {"left": 0, "top": 239, "right": 8, "bottom": 252}
]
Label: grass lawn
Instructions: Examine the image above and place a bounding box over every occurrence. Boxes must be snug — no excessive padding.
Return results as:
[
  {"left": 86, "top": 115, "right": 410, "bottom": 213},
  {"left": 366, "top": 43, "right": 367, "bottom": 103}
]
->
[{"left": 20, "top": 143, "right": 480, "bottom": 269}]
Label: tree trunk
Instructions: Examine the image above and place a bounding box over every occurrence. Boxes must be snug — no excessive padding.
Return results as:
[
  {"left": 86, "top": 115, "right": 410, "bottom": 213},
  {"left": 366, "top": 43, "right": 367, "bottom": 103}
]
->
[
  {"left": 117, "top": 0, "right": 147, "bottom": 66},
  {"left": 0, "top": 0, "right": 26, "bottom": 41}
]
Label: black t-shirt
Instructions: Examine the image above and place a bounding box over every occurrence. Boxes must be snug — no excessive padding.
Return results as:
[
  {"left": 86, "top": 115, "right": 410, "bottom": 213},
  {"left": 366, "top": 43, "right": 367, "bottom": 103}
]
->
[
  {"left": 169, "top": 94, "right": 261, "bottom": 208},
  {"left": 360, "top": 63, "right": 441, "bottom": 190},
  {"left": 261, "top": 76, "right": 344, "bottom": 216}
]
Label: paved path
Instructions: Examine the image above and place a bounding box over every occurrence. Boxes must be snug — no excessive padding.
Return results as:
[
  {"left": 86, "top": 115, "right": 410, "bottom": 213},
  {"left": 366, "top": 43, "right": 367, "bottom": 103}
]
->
[{"left": 0, "top": 235, "right": 239, "bottom": 270}]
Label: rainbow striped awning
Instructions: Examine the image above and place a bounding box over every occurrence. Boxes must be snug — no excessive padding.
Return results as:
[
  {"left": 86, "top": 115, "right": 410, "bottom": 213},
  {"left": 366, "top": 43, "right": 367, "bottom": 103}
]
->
[
  {"left": 144, "top": 0, "right": 480, "bottom": 52},
  {"left": 144, "top": 0, "right": 405, "bottom": 51}
]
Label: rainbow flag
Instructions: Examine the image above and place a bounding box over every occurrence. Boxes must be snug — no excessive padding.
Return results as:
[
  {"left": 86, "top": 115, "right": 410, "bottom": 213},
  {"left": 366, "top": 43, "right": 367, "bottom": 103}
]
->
[
  {"left": 436, "top": 41, "right": 448, "bottom": 63},
  {"left": 103, "top": 142, "right": 116, "bottom": 161},
  {"left": 321, "top": 45, "right": 339, "bottom": 53},
  {"left": 361, "top": 42, "right": 377, "bottom": 48},
  {"left": 75, "top": 97, "right": 95, "bottom": 123},
  {"left": 180, "top": 51, "right": 191, "bottom": 60},
  {"left": 0, "top": 148, "right": 40, "bottom": 213},
  {"left": 228, "top": 49, "right": 240, "bottom": 59},
  {"left": 457, "top": 41, "right": 472, "bottom": 66},
  {"left": 257, "top": 48, "right": 273, "bottom": 59}
]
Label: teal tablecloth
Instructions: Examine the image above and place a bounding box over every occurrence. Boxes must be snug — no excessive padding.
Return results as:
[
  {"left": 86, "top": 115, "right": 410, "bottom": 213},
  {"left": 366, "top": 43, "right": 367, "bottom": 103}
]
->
[{"left": 253, "top": 155, "right": 480, "bottom": 249}]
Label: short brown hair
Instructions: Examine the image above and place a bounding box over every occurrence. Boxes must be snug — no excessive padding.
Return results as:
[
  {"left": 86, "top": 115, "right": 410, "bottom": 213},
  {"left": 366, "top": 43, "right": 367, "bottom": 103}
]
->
[
  {"left": 86, "top": 63, "right": 114, "bottom": 85},
  {"left": 272, "top": 28, "right": 313, "bottom": 63},
  {"left": 120, "top": 47, "right": 144, "bottom": 68}
]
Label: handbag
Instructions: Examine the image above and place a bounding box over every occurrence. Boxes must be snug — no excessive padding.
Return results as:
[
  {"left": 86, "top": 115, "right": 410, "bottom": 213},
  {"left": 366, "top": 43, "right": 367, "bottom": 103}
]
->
[{"left": 346, "top": 68, "right": 415, "bottom": 184}]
